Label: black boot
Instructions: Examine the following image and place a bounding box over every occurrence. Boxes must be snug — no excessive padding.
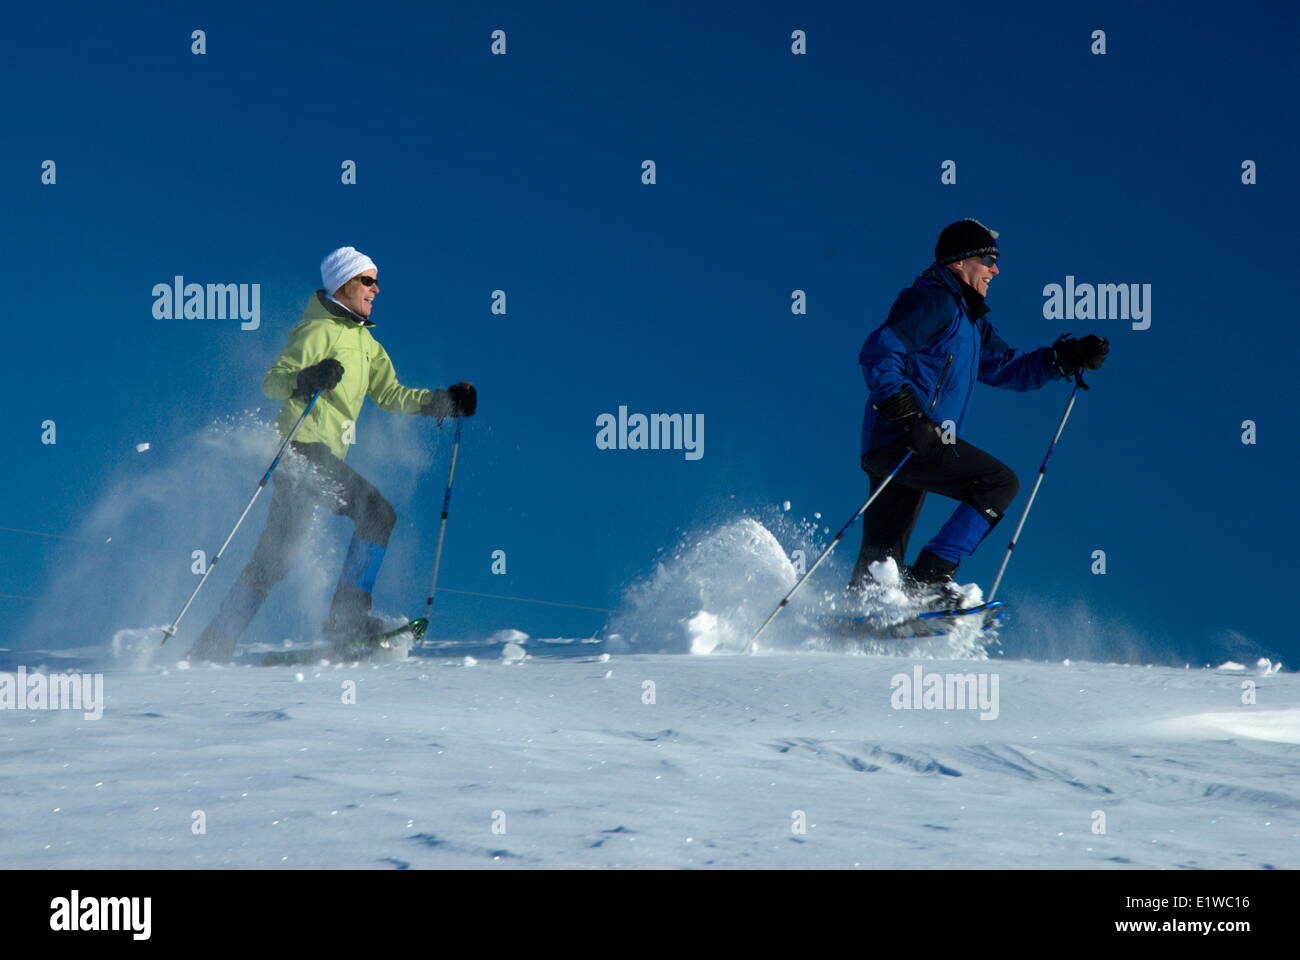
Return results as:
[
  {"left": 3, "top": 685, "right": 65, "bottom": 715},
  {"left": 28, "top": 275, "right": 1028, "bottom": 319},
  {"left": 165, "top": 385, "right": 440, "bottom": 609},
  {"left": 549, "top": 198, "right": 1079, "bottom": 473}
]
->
[
  {"left": 322, "top": 583, "right": 386, "bottom": 646},
  {"left": 906, "top": 550, "right": 965, "bottom": 611}
]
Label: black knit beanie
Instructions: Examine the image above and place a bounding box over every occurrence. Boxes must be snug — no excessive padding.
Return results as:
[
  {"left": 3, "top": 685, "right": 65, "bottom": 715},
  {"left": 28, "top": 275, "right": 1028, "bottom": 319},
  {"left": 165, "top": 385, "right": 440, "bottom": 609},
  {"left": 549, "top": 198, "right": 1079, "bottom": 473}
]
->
[{"left": 935, "top": 219, "right": 999, "bottom": 265}]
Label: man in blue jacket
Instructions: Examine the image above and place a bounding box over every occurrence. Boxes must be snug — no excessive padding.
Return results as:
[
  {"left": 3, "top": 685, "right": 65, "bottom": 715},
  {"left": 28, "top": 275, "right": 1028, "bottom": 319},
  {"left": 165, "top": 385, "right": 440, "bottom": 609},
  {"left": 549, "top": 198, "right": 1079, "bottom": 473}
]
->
[{"left": 850, "top": 219, "right": 1108, "bottom": 605}]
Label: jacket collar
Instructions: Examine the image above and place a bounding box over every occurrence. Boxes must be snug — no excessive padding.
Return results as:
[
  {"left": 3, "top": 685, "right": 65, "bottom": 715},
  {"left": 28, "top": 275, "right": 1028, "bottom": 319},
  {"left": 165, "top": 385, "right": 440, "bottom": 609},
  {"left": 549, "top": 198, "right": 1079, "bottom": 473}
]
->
[
  {"left": 315, "top": 289, "right": 375, "bottom": 327},
  {"left": 922, "top": 262, "right": 990, "bottom": 320}
]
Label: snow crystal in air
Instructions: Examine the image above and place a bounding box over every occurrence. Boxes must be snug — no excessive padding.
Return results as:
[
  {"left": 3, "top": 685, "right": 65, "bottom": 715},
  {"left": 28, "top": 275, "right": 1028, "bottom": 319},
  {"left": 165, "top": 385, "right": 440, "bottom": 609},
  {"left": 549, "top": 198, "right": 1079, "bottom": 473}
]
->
[
  {"left": 685, "top": 610, "right": 723, "bottom": 655},
  {"left": 604, "top": 518, "right": 994, "bottom": 658},
  {"left": 605, "top": 517, "right": 796, "bottom": 654}
]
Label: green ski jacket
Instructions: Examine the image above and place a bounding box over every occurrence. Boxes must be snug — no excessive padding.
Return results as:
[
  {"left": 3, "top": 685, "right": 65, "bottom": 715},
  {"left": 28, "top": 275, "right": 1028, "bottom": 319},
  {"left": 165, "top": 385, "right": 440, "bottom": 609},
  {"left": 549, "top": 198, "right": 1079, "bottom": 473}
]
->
[{"left": 263, "top": 291, "right": 431, "bottom": 460}]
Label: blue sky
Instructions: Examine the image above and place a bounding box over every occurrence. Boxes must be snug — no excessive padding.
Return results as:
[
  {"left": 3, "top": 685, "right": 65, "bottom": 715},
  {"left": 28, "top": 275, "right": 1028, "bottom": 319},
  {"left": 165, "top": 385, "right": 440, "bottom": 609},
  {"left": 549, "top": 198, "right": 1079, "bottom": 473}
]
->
[{"left": 4, "top": 0, "right": 1296, "bottom": 665}]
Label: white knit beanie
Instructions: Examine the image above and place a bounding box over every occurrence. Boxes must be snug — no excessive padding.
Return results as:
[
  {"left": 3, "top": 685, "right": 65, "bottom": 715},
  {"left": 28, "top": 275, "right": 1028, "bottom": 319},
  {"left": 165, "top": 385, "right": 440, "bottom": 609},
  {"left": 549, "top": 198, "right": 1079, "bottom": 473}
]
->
[{"left": 320, "top": 246, "right": 377, "bottom": 296}]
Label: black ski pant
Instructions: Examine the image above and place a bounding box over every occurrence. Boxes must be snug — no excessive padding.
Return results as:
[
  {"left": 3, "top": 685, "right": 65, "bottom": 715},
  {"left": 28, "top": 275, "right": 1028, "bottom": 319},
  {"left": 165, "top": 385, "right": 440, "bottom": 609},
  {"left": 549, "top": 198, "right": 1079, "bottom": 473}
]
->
[{"left": 849, "top": 438, "right": 1018, "bottom": 589}]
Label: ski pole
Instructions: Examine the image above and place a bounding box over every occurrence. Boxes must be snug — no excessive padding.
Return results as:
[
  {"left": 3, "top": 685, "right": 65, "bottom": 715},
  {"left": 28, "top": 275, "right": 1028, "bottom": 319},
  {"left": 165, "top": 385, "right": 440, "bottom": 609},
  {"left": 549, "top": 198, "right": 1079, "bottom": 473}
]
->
[
  {"left": 987, "top": 382, "right": 1079, "bottom": 602},
  {"left": 420, "top": 417, "right": 463, "bottom": 643},
  {"left": 160, "top": 391, "right": 321, "bottom": 645},
  {"left": 742, "top": 451, "right": 912, "bottom": 655}
]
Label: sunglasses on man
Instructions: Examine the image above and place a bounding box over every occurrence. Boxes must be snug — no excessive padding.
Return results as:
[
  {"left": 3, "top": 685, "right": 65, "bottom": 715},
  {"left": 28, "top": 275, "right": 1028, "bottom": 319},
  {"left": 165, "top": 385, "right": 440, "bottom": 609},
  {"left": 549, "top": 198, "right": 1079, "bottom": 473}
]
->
[
  {"left": 354, "top": 276, "right": 378, "bottom": 287},
  {"left": 975, "top": 255, "right": 998, "bottom": 267}
]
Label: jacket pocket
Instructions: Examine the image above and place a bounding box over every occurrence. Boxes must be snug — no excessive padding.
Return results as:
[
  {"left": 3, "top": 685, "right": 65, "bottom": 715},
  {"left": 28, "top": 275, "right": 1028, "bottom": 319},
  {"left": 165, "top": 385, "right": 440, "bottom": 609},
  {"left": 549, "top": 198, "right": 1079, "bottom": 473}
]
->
[
  {"left": 928, "top": 353, "right": 955, "bottom": 412},
  {"left": 906, "top": 351, "right": 947, "bottom": 408}
]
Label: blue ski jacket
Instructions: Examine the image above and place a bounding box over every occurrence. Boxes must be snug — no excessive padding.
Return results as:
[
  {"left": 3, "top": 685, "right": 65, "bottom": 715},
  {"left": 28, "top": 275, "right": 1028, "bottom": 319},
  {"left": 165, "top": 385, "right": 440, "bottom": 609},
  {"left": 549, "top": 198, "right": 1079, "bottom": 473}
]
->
[{"left": 860, "top": 264, "right": 1061, "bottom": 454}]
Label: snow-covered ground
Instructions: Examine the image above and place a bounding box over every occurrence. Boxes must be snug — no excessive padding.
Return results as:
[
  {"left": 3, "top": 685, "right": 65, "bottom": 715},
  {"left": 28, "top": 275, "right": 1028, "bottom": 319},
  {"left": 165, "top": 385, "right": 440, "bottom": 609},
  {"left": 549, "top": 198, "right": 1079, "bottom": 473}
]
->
[
  {"left": 3, "top": 642, "right": 1296, "bottom": 869},
  {"left": 3, "top": 517, "right": 1295, "bottom": 870}
]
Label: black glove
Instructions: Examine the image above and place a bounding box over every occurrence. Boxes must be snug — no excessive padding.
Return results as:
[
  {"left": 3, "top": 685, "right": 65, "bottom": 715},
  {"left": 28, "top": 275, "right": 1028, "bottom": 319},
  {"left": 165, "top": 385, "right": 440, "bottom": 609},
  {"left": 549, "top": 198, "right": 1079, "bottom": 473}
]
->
[
  {"left": 876, "top": 389, "right": 944, "bottom": 457},
  {"left": 292, "top": 359, "right": 344, "bottom": 399},
  {"left": 421, "top": 381, "right": 477, "bottom": 419},
  {"left": 448, "top": 381, "right": 477, "bottom": 417},
  {"left": 1051, "top": 334, "right": 1109, "bottom": 380}
]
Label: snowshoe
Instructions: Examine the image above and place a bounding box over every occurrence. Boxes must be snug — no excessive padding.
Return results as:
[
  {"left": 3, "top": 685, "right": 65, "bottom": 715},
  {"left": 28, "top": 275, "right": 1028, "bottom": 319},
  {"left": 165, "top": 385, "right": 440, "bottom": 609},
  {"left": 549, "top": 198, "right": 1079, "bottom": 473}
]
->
[
  {"left": 820, "top": 601, "right": 1006, "bottom": 643},
  {"left": 263, "top": 618, "right": 429, "bottom": 666}
]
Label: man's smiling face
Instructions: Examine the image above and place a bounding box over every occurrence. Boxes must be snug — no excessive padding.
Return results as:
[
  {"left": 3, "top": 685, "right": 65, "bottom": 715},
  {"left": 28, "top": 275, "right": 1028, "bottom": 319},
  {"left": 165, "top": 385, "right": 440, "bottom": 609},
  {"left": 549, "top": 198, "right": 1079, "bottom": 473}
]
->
[{"left": 947, "top": 254, "right": 999, "bottom": 297}]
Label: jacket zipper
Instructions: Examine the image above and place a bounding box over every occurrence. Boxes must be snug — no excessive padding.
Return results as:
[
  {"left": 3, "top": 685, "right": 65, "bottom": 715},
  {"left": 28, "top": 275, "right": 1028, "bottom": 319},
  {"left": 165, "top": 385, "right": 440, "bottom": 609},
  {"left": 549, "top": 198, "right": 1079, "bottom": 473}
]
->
[{"left": 928, "top": 354, "right": 954, "bottom": 412}]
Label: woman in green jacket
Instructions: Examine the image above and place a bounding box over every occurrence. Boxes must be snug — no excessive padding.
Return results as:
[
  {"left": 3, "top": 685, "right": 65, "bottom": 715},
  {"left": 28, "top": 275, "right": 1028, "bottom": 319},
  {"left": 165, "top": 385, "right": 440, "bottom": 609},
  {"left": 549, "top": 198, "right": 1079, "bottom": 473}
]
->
[{"left": 189, "top": 246, "right": 476, "bottom": 662}]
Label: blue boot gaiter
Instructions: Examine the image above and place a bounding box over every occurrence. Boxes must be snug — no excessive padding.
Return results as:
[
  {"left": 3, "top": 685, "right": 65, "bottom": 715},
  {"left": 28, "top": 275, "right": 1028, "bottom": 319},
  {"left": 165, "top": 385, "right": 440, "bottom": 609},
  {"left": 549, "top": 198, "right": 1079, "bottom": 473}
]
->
[{"left": 924, "top": 503, "right": 999, "bottom": 565}]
